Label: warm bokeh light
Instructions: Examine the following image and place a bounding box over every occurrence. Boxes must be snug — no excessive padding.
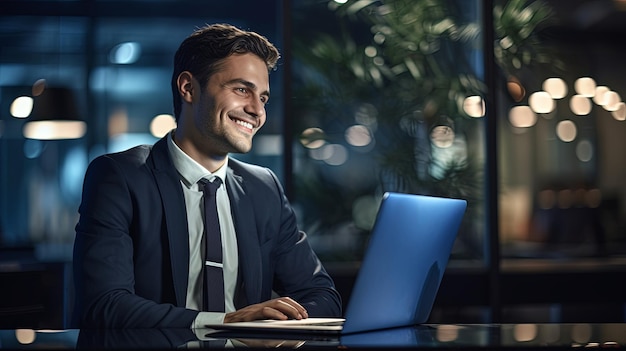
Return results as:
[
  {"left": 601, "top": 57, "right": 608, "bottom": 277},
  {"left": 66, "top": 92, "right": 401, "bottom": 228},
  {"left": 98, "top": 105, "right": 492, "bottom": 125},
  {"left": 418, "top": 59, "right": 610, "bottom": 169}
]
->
[
  {"left": 15, "top": 329, "right": 36, "bottom": 344},
  {"left": 462, "top": 95, "right": 485, "bottom": 118},
  {"left": 611, "top": 102, "right": 626, "bottom": 121},
  {"left": 602, "top": 90, "right": 622, "bottom": 112},
  {"left": 569, "top": 95, "right": 591, "bottom": 115},
  {"left": 543, "top": 77, "right": 567, "bottom": 99},
  {"left": 345, "top": 124, "right": 372, "bottom": 147},
  {"left": 108, "top": 107, "right": 129, "bottom": 137},
  {"left": 31, "top": 78, "right": 46, "bottom": 96},
  {"left": 300, "top": 127, "right": 326, "bottom": 149},
  {"left": 23, "top": 120, "right": 87, "bottom": 140},
  {"left": 593, "top": 85, "right": 609, "bottom": 105},
  {"left": 556, "top": 120, "right": 577, "bottom": 142},
  {"left": 507, "top": 76, "right": 526, "bottom": 102},
  {"left": 528, "top": 91, "right": 554, "bottom": 114},
  {"left": 10, "top": 96, "right": 34, "bottom": 118},
  {"left": 149, "top": 114, "right": 176, "bottom": 138},
  {"left": 364, "top": 46, "right": 377, "bottom": 57},
  {"left": 500, "top": 36, "right": 513, "bottom": 49},
  {"left": 574, "top": 77, "right": 596, "bottom": 97},
  {"left": 436, "top": 325, "right": 460, "bottom": 342},
  {"left": 509, "top": 105, "right": 537, "bottom": 128},
  {"left": 430, "top": 125, "right": 455, "bottom": 148},
  {"left": 514, "top": 324, "right": 538, "bottom": 342}
]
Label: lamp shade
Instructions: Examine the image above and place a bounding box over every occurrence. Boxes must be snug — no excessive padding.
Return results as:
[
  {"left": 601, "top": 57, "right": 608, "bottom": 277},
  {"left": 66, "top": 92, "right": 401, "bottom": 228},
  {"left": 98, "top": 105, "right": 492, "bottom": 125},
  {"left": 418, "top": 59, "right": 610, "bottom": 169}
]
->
[{"left": 23, "top": 86, "right": 86, "bottom": 140}]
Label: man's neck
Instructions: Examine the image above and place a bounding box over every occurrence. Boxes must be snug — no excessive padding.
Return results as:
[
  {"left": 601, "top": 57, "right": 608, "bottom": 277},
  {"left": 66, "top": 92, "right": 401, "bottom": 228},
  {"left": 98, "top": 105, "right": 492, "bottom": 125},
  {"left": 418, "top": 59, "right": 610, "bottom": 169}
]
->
[{"left": 172, "top": 131, "right": 227, "bottom": 173}]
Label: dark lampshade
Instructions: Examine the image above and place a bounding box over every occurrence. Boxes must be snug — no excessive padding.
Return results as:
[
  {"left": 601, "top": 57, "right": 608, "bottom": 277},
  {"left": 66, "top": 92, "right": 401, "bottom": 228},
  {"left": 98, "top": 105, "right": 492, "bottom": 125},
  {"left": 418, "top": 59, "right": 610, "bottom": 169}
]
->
[{"left": 23, "top": 86, "right": 86, "bottom": 140}]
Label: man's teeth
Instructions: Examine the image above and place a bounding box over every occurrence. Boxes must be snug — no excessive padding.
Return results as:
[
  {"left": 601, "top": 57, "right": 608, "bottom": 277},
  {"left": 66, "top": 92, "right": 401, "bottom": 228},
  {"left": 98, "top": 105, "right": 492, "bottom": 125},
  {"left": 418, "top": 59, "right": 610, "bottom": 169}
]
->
[{"left": 235, "top": 119, "right": 253, "bottom": 129}]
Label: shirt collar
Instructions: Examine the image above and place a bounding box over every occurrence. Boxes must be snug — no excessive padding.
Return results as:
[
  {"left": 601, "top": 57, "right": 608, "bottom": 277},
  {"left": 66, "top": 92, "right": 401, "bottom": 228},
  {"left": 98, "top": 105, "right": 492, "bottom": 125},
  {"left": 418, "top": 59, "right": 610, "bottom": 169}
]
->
[{"left": 167, "top": 131, "right": 228, "bottom": 188}]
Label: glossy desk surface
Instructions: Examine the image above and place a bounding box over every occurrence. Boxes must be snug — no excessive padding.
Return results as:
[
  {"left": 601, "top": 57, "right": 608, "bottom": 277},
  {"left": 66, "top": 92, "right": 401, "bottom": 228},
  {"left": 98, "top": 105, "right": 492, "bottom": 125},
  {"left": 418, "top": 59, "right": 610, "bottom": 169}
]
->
[{"left": 1, "top": 323, "right": 625, "bottom": 350}]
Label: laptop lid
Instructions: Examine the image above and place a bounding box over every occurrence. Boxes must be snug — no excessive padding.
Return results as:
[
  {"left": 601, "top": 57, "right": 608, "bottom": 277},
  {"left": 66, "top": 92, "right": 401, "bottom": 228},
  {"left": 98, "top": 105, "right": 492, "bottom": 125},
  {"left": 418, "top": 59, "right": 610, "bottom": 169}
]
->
[{"left": 341, "top": 192, "right": 466, "bottom": 334}]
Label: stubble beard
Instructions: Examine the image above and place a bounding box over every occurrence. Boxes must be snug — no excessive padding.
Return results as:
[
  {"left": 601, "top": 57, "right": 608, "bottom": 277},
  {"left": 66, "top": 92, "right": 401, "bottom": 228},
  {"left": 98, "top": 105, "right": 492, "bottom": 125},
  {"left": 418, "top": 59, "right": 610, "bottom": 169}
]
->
[{"left": 221, "top": 127, "right": 254, "bottom": 154}]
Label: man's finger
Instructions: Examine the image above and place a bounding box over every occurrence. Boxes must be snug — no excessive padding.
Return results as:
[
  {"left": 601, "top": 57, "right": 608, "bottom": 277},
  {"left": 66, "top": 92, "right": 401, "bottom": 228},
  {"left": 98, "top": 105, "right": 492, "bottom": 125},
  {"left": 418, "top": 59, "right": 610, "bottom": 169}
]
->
[{"left": 273, "top": 298, "right": 307, "bottom": 319}]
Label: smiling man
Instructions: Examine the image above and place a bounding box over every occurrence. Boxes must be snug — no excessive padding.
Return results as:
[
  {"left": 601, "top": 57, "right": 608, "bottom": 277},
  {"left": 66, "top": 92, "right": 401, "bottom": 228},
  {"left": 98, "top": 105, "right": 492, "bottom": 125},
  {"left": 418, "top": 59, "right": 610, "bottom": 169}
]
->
[{"left": 72, "top": 23, "right": 342, "bottom": 329}]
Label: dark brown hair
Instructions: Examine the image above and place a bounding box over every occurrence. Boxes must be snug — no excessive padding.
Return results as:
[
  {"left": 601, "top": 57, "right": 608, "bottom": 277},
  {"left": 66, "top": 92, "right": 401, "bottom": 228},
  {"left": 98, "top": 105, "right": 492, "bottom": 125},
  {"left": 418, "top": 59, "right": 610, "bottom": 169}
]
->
[{"left": 171, "top": 23, "right": 280, "bottom": 121}]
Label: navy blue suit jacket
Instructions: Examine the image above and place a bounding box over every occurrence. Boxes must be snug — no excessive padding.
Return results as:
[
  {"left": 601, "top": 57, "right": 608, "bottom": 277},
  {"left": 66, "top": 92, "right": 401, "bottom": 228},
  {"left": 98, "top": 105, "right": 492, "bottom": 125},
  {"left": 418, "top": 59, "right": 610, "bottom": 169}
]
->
[{"left": 72, "top": 136, "right": 341, "bottom": 328}]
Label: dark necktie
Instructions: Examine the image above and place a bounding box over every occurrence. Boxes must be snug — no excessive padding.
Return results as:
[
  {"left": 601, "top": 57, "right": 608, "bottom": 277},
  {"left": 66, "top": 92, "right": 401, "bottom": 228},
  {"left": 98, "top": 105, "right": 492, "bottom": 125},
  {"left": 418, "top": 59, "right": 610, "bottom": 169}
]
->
[{"left": 199, "top": 177, "right": 225, "bottom": 312}]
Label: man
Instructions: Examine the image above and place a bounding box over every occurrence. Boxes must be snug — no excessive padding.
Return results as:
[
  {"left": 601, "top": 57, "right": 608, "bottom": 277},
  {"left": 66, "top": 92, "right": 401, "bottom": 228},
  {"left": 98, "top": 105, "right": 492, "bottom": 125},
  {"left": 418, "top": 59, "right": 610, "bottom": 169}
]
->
[{"left": 73, "top": 23, "right": 342, "bottom": 328}]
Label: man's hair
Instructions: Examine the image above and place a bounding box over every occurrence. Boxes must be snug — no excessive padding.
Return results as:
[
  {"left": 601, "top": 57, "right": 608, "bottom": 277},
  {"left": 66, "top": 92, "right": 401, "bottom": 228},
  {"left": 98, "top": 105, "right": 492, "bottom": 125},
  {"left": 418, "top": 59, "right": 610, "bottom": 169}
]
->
[{"left": 171, "top": 23, "right": 280, "bottom": 121}]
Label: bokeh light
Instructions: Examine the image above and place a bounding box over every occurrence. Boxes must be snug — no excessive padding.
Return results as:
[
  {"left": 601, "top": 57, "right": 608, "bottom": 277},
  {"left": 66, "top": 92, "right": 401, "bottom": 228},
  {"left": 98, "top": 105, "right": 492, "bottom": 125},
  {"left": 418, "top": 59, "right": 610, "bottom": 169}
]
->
[
  {"left": 569, "top": 95, "right": 591, "bottom": 115},
  {"left": 529, "top": 91, "right": 555, "bottom": 114},
  {"left": 10, "top": 96, "right": 34, "bottom": 118},
  {"left": 109, "top": 42, "right": 141, "bottom": 64},
  {"left": 509, "top": 105, "right": 537, "bottom": 128},
  {"left": 345, "top": 124, "right": 372, "bottom": 147},
  {"left": 431, "top": 125, "right": 455, "bottom": 148},
  {"left": 300, "top": 127, "right": 326, "bottom": 149},
  {"left": 576, "top": 139, "right": 593, "bottom": 162},
  {"left": 462, "top": 95, "right": 485, "bottom": 118},
  {"left": 593, "top": 86, "right": 609, "bottom": 106},
  {"left": 543, "top": 77, "right": 567, "bottom": 99},
  {"left": 602, "top": 91, "right": 622, "bottom": 111},
  {"left": 574, "top": 77, "right": 596, "bottom": 97},
  {"left": 611, "top": 102, "right": 626, "bottom": 121},
  {"left": 149, "top": 114, "right": 176, "bottom": 138},
  {"left": 556, "top": 120, "right": 577, "bottom": 142}
]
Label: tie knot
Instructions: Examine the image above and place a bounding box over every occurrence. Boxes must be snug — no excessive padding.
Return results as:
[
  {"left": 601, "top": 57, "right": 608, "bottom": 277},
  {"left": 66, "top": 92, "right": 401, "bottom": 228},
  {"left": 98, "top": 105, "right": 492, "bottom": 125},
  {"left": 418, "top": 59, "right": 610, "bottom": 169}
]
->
[{"left": 199, "top": 177, "right": 222, "bottom": 194}]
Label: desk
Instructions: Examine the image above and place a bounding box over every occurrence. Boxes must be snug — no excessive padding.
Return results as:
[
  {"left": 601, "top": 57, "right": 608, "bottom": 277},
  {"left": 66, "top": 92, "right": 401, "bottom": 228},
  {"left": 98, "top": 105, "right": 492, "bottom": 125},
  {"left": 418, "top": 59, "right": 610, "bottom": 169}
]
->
[{"left": 1, "top": 323, "right": 625, "bottom": 350}]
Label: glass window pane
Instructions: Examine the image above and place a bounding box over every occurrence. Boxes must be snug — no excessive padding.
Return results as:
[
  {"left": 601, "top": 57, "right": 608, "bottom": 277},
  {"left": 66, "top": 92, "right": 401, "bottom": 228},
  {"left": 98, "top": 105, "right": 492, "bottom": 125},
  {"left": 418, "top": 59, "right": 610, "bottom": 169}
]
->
[
  {"left": 291, "top": 0, "right": 487, "bottom": 264},
  {"left": 0, "top": 3, "right": 284, "bottom": 255},
  {"left": 495, "top": 0, "right": 626, "bottom": 259}
]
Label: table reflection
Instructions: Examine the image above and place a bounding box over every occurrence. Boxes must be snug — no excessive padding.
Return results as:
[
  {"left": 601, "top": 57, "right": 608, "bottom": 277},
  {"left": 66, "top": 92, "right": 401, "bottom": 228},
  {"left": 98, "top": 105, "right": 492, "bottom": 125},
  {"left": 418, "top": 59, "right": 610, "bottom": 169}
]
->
[
  {"left": 0, "top": 323, "right": 624, "bottom": 349},
  {"left": 76, "top": 328, "right": 197, "bottom": 349}
]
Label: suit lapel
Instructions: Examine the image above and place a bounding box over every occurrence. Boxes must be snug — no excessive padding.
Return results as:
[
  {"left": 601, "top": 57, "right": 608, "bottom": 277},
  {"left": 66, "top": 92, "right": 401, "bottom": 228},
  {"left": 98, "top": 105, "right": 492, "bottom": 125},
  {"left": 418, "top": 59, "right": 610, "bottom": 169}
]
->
[
  {"left": 225, "top": 167, "right": 263, "bottom": 305},
  {"left": 150, "top": 137, "right": 190, "bottom": 307}
]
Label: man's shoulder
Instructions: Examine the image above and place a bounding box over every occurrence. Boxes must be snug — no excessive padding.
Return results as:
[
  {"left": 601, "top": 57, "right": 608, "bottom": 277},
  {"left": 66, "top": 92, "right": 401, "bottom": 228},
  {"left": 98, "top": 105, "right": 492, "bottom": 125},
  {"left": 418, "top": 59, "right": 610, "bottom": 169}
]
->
[
  {"left": 227, "top": 157, "right": 281, "bottom": 188},
  {"left": 228, "top": 156, "right": 272, "bottom": 177},
  {"left": 93, "top": 144, "right": 154, "bottom": 166},
  {"left": 85, "top": 142, "right": 167, "bottom": 180}
]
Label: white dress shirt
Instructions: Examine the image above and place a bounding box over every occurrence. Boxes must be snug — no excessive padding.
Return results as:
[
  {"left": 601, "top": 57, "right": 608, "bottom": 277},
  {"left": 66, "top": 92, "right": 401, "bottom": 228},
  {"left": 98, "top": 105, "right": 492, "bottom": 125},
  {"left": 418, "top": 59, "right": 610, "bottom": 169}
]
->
[{"left": 167, "top": 131, "right": 239, "bottom": 327}]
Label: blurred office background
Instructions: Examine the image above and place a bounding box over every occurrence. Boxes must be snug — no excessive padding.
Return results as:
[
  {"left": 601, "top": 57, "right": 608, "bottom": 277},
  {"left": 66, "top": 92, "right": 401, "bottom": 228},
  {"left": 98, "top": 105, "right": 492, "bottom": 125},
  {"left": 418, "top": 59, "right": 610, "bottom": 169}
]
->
[{"left": 1, "top": 0, "right": 625, "bottom": 329}]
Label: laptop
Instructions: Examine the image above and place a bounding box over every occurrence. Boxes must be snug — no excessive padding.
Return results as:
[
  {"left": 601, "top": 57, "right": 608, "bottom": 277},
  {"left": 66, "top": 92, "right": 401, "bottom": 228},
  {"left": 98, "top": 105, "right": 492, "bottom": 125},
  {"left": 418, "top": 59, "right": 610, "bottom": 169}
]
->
[{"left": 205, "top": 192, "right": 467, "bottom": 336}]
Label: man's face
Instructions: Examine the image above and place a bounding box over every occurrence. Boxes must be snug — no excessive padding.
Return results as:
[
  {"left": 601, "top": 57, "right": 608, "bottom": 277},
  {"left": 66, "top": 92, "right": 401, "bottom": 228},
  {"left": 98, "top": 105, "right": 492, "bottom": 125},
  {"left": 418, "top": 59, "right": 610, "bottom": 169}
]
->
[{"left": 191, "top": 53, "right": 270, "bottom": 156}]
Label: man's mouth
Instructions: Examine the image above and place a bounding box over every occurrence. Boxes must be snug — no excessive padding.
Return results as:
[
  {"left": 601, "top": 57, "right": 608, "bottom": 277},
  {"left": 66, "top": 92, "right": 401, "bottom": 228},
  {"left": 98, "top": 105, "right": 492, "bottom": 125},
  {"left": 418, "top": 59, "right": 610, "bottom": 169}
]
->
[{"left": 232, "top": 117, "right": 254, "bottom": 131}]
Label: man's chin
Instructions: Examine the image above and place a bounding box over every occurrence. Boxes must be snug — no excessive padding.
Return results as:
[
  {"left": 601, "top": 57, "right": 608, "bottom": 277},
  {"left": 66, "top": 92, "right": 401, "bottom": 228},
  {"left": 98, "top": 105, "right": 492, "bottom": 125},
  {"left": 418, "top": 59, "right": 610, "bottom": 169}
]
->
[{"left": 230, "top": 142, "right": 253, "bottom": 154}]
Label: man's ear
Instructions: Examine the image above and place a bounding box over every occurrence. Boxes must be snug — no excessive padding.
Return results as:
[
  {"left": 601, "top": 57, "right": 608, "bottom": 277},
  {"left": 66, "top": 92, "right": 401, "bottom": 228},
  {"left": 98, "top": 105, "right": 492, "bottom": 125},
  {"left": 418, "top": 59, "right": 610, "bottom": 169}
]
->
[{"left": 177, "top": 71, "right": 194, "bottom": 103}]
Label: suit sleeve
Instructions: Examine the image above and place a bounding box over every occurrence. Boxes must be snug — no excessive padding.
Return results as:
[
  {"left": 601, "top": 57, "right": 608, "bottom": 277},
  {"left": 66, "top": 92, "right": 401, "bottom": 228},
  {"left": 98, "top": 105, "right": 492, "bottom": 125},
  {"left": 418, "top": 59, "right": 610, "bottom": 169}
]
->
[
  {"left": 72, "top": 154, "right": 198, "bottom": 328},
  {"left": 265, "top": 170, "right": 343, "bottom": 317}
]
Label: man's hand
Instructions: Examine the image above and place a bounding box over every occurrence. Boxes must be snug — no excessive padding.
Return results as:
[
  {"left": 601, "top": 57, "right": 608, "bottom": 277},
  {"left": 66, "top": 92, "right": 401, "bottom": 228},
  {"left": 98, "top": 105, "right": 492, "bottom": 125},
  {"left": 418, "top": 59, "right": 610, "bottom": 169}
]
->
[{"left": 224, "top": 297, "right": 309, "bottom": 323}]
